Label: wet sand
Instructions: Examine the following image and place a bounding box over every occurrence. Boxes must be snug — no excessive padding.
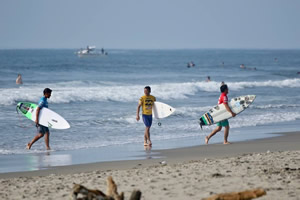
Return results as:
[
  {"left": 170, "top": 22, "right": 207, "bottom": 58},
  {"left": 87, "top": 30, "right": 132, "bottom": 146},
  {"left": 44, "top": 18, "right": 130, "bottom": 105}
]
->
[{"left": 0, "top": 131, "right": 300, "bottom": 199}]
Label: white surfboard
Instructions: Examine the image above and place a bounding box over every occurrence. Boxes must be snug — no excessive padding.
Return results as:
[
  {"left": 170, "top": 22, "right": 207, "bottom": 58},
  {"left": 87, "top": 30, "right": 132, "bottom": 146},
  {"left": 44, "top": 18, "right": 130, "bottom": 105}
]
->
[
  {"left": 33, "top": 107, "right": 70, "bottom": 129},
  {"left": 152, "top": 102, "right": 176, "bottom": 119},
  {"left": 17, "top": 102, "right": 70, "bottom": 130},
  {"left": 199, "top": 95, "right": 256, "bottom": 127}
]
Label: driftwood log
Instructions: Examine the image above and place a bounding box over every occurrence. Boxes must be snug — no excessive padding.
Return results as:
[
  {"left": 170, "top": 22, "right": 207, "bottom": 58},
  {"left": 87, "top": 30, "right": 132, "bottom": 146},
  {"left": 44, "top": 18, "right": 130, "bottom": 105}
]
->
[
  {"left": 202, "top": 188, "right": 266, "bottom": 200},
  {"left": 71, "top": 176, "right": 141, "bottom": 200}
]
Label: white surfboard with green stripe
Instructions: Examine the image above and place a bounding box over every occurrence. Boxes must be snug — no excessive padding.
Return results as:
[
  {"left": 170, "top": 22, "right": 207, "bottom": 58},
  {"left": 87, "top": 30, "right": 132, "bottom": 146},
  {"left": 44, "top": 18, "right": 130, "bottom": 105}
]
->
[{"left": 16, "top": 102, "right": 70, "bottom": 129}]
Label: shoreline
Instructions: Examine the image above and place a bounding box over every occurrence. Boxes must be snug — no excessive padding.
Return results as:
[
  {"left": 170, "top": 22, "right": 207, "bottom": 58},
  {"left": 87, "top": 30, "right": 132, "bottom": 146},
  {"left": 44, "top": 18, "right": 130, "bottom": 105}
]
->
[
  {"left": 1, "top": 131, "right": 299, "bottom": 179},
  {"left": 1, "top": 131, "right": 300, "bottom": 199}
]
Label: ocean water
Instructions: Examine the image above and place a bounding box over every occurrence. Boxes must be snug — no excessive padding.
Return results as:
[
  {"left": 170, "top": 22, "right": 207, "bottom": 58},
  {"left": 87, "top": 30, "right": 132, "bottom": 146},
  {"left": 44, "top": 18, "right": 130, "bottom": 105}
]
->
[{"left": 0, "top": 49, "right": 300, "bottom": 171}]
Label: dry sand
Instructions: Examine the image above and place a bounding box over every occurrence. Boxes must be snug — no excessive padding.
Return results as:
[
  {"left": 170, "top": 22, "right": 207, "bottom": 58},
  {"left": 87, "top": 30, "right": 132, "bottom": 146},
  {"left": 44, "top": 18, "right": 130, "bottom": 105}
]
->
[{"left": 1, "top": 132, "right": 300, "bottom": 200}]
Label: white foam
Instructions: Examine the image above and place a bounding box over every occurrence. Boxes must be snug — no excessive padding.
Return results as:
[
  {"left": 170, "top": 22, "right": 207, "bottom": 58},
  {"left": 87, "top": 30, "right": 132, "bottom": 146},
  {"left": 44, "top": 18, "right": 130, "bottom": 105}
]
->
[
  {"left": 1, "top": 78, "right": 299, "bottom": 106},
  {"left": 253, "top": 104, "right": 300, "bottom": 110},
  {"left": 175, "top": 106, "right": 215, "bottom": 118},
  {"left": 0, "top": 148, "right": 52, "bottom": 155},
  {"left": 227, "top": 79, "right": 300, "bottom": 90},
  {"left": 230, "top": 111, "right": 300, "bottom": 128}
]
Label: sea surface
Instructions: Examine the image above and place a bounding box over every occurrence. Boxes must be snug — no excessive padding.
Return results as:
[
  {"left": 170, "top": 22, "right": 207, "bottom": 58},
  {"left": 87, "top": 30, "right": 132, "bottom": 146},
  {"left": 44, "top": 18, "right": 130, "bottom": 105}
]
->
[{"left": 0, "top": 49, "right": 300, "bottom": 172}]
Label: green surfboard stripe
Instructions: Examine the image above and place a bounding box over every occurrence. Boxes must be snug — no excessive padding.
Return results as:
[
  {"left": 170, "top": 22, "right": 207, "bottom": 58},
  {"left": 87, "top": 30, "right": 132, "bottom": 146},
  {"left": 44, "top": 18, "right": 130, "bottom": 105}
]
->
[
  {"left": 201, "top": 116, "right": 208, "bottom": 125},
  {"left": 17, "top": 102, "right": 37, "bottom": 120}
]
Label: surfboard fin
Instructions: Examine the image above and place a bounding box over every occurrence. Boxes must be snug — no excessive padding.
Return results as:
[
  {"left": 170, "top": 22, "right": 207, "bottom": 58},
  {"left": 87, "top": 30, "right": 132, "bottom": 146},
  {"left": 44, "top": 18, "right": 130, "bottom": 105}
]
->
[{"left": 199, "top": 118, "right": 203, "bottom": 130}]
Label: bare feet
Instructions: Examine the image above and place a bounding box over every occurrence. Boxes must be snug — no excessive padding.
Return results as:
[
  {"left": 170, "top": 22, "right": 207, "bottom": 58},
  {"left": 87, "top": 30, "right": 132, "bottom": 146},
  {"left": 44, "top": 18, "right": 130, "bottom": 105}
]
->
[
  {"left": 144, "top": 140, "right": 152, "bottom": 146},
  {"left": 224, "top": 141, "right": 231, "bottom": 144},
  {"left": 144, "top": 145, "right": 152, "bottom": 151},
  {"left": 26, "top": 143, "right": 31, "bottom": 150},
  {"left": 205, "top": 136, "right": 209, "bottom": 144},
  {"left": 46, "top": 146, "right": 51, "bottom": 150}
]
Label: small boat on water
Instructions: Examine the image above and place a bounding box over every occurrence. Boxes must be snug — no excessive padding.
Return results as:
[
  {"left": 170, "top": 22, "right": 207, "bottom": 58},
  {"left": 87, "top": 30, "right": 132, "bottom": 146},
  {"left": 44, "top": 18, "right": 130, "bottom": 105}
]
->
[{"left": 76, "top": 46, "right": 108, "bottom": 57}]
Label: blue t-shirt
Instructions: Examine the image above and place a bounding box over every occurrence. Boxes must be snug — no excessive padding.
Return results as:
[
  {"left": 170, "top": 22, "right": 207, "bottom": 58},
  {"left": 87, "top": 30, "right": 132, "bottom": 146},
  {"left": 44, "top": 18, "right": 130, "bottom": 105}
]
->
[{"left": 38, "top": 96, "right": 48, "bottom": 108}]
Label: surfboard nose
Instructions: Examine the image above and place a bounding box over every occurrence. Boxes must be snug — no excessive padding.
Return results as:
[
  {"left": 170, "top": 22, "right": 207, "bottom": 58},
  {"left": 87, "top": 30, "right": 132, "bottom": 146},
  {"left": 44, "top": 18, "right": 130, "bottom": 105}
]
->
[{"left": 249, "top": 95, "right": 256, "bottom": 101}]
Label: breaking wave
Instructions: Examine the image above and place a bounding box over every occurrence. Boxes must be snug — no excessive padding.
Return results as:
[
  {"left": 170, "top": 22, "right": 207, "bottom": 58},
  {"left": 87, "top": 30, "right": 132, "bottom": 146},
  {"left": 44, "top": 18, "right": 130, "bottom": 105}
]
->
[{"left": 0, "top": 78, "right": 299, "bottom": 106}]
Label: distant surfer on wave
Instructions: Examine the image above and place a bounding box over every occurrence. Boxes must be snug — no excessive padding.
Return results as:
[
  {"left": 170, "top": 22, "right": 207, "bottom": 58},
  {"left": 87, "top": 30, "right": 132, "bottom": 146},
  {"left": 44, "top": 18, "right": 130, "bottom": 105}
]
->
[
  {"left": 27, "top": 88, "right": 52, "bottom": 150},
  {"left": 205, "top": 84, "right": 236, "bottom": 145},
  {"left": 136, "top": 86, "right": 156, "bottom": 146}
]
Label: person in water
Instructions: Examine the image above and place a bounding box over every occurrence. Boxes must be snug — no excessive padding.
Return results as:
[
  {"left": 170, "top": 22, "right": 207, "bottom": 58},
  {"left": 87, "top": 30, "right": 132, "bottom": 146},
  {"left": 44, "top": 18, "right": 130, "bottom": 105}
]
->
[
  {"left": 206, "top": 76, "right": 211, "bottom": 82},
  {"left": 16, "top": 74, "right": 23, "bottom": 84},
  {"left": 205, "top": 84, "right": 236, "bottom": 144},
  {"left": 136, "top": 86, "right": 156, "bottom": 146},
  {"left": 27, "top": 88, "right": 52, "bottom": 150}
]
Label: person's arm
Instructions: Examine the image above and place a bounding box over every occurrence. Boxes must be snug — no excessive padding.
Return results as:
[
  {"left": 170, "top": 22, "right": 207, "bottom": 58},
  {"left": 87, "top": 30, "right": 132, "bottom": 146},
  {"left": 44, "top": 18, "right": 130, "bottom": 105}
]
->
[
  {"left": 224, "top": 104, "right": 236, "bottom": 117},
  {"left": 35, "top": 107, "right": 41, "bottom": 126},
  {"left": 136, "top": 103, "right": 142, "bottom": 121}
]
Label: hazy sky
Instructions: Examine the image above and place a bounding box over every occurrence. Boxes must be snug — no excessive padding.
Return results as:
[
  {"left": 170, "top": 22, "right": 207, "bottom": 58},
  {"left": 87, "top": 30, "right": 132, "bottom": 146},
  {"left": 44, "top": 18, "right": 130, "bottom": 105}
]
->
[{"left": 1, "top": 0, "right": 300, "bottom": 49}]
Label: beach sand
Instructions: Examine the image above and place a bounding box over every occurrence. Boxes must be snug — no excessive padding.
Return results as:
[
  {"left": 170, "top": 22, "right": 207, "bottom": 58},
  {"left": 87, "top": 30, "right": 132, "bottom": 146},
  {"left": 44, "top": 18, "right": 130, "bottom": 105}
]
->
[{"left": 1, "top": 131, "right": 300, "bottom": 200}]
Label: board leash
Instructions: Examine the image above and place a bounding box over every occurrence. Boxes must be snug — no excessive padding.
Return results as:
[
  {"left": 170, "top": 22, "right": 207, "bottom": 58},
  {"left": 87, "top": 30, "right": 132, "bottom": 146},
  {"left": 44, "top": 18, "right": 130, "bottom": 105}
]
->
[{"left": 16, "top": 106, "right": 34, "bottom": 129}]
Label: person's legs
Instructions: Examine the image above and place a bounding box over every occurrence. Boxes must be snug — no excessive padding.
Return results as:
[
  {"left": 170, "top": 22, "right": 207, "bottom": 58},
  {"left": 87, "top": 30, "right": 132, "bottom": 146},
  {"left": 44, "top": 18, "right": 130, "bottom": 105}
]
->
[
  {"left": 27, "top": 125, "right": 47, "bottom": 149},
  {"left": 144, "top": 127, "right": 151, "bottom": 146},
  {"left": 142, "top": 114, "right": 152, "bottom": 146},
  {"left": 224, "top": 125, "right": 230, "bottom": 144},
  {"left": 44, "top": 131, "right": 51, "bottom": 150},
  {"left": 205, "top": 126, "right": 222, "bottom": 144},
  {"left": 144, "top": 127, "right": 149, "bottom": 145},
  {"left": 148, "top": 127, "right": 152, "bottom": 145},
  {"left": 27, "top": 133, "right": 44, "bottom": 149}
]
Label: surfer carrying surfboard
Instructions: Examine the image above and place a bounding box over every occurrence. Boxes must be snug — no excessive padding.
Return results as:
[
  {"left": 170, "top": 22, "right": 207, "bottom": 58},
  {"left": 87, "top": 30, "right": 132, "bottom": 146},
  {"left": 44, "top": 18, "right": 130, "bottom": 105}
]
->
[
  {"left": 136, "top": 86, "right": 156, "bottom": 146},
  {"left": 205, "top": 84, "right": 236, "bottom": 145},
  {"left": 27, "top": 88, "right": 52, "bottom": 150}
]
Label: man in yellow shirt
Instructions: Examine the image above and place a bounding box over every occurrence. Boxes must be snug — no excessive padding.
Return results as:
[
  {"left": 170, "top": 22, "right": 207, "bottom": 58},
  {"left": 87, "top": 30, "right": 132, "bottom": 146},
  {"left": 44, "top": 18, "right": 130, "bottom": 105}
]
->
[{"left": 136, "top": 86, "right": 156, "bottom": 146}]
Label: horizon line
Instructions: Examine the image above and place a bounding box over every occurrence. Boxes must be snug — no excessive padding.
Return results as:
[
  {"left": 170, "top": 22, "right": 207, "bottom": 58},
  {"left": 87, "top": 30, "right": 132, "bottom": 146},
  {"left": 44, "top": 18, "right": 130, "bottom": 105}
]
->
[{"left": 1, "top": 47, "right": 300, "bottom": 51}]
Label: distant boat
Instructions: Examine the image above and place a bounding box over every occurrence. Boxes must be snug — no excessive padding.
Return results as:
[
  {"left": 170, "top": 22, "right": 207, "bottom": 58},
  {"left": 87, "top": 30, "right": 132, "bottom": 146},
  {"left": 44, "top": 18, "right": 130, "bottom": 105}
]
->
[{"left": 76, "top": 46, "right": 108, "bottom": 57}]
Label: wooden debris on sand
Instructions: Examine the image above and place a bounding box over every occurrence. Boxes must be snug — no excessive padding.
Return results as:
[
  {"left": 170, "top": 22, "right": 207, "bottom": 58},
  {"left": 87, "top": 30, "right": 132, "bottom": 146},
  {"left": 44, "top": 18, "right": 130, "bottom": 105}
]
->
[
  {"left": 72, "top": 176, "right": 141, "bottom": 200},
  {"left": 202, "top": 188, "right": 266, "bottom": 200}
]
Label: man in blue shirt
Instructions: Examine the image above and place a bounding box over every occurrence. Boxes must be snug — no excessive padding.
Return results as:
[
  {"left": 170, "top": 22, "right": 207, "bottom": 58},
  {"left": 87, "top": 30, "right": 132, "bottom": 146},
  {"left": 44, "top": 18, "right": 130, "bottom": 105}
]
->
[{"left": 27, "top": 88, "right": 52, "bottom": 150}]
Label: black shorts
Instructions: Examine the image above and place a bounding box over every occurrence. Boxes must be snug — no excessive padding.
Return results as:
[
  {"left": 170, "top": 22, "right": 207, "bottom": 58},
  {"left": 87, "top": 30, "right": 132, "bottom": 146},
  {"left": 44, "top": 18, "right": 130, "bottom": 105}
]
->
[{"left": 37, "top": 125, "right": 49, "bottom": 135}]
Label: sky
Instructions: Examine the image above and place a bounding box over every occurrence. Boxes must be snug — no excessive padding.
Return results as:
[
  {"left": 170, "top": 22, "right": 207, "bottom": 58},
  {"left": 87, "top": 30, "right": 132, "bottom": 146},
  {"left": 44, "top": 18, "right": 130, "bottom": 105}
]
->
[{"left": 0, "top": 0, "right": 300, "bottom": 49}]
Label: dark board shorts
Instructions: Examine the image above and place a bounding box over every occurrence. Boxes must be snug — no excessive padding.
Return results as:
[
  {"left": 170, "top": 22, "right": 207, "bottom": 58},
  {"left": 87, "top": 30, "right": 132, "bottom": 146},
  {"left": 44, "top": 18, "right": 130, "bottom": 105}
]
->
[{"left": 37, "top": 125, "right": 49, "bottom": 135}]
